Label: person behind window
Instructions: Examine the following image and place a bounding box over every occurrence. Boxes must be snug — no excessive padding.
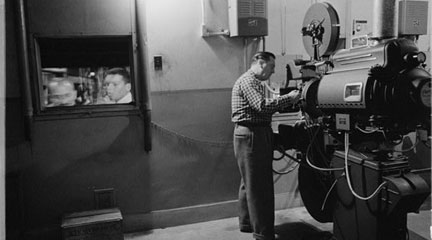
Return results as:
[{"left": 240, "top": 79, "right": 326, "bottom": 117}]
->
[
  {"left": 46, "top": 78, "right": 77, "bottom": 107},
  {"left": 103, "top": 68, "right": 132, "bottom": 104},
  {"left": 231, "top": 51, "right": 301, "bottom": 240},
  {"left": 76, "top": 83, "right": 91, "bottom": 105}
]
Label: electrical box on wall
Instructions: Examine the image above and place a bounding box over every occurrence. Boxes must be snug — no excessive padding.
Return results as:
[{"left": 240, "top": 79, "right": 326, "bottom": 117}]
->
[
  {"left": 398, "top": 1, "right": 428, "bottom": 36},
  {"left": 228, "top": 0, "right": 268, "bottom": 37}
]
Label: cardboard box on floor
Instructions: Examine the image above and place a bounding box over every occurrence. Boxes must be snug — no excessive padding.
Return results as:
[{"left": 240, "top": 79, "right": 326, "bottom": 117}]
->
[{"left": 61, "top": 208, "right": 123, "bottom": 240}]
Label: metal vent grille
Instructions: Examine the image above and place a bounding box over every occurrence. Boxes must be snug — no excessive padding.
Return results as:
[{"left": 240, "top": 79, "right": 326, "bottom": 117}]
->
[
  {"left": 238, "top": 0, "right": 252, "bottom": 18},
  {"left": 238, "top": 0, "right": 266, "bottom": 18},
  {"left": 229, "top": 0, "right": 268, "bottom": 37},
  {"left": 253, "top": 1, "right": 266, "bottom": 17}
]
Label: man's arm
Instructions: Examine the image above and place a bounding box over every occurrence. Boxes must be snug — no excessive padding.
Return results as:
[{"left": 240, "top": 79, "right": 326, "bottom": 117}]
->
[{"left": 244, "top": 80, "right": 300, "bottom": 113}]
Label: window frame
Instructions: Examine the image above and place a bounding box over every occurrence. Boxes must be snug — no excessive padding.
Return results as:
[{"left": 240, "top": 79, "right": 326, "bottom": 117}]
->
[{"left": 31, "top": 35, "right": 141, "bottom": 119}]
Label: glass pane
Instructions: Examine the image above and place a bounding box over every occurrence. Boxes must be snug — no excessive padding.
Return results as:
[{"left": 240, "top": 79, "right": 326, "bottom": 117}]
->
[{"left": 38, "top": 37, "right": 134, "bottom": 108}]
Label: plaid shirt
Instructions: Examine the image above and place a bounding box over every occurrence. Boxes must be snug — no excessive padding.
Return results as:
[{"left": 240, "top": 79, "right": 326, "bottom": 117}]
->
[{"left": 231, "top": 70, "right": 296, "bottom": 124}]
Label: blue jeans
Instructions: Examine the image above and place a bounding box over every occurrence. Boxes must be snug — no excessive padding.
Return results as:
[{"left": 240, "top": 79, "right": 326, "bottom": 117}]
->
[{"left": 233, "top": 124, "right": 275, "bottom": 240}]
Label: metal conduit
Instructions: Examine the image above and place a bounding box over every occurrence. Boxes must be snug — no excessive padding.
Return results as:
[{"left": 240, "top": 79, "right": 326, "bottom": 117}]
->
[
  {"left": 372, "top": 0, "right": 397, "bottom": 39},
  {"left": 15, "top": 0, "right": 33, "bottom": 140},
  {"left": 135, "top": 0, "right": 152, "bottom": 151}
]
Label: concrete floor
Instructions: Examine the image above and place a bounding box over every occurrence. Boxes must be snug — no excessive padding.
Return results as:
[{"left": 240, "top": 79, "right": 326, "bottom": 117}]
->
[{"left": 124, "top": 207, "right": 431, "bottom": 240}]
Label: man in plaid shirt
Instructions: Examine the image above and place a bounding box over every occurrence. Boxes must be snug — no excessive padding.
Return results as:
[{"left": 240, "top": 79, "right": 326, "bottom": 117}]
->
[{"left": 231, "top": 51, "right": 300, "bottom": 240}]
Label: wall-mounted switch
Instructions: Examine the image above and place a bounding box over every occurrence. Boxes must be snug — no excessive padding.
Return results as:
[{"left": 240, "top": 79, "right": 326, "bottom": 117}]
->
[{"left": 154, "top": 55, "right": 162, "bottom": 71}]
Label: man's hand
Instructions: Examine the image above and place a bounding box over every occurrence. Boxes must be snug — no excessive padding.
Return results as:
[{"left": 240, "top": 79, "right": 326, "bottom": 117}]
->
[
  {"left": 287, "top": 89, "right": 301, "bottom": 103},
  {"left": 297, "top": 81, "right": 305, "bottom": 90}
]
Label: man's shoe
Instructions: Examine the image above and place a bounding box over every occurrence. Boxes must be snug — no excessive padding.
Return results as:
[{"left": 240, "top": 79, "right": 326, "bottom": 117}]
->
[{"left": 240, "top": 226, "right": 253, "bottom": 233}]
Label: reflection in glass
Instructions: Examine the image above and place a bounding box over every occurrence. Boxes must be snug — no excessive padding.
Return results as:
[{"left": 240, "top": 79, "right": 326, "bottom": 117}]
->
[
  {"left": 38, "top": 37, "right": 133, "bottom": 108},
  {"left": 102, "top": 68, "right": 132, "bottom": 104},
  {"left": 43, "top": 67, "right": 131, "bottom": 107}
]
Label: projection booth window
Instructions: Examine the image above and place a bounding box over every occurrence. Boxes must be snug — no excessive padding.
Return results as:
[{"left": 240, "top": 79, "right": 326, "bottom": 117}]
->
[{"left": 37, "top": 37, "right": 134, "bottom": 108}]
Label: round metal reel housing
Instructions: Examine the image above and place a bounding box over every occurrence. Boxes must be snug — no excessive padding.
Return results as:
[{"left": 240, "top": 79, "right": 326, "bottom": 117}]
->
[{"left": 302, "top": 2, "right": 340, "bottom": 58}]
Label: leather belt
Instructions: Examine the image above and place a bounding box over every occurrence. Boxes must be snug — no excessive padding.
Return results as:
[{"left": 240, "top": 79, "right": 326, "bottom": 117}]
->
[{"left": 236, "top": 121, "right": 271, "bottom": 128}]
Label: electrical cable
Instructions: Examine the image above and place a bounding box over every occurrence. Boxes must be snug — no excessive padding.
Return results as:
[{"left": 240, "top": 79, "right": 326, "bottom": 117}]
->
[
  {"left": 272, "top": 147, "right": 299, "bottom": 175},
  {"left": 273, "top": 145, "right": 301, "bottom": 162},
  {"left": 283, "top": 150, "right": 301, "bottom": 162},
  {"left": 410, "top": 168, "right": 431, "bottom": 174},
  {"left": 355, "top": 124, "right": 394, "bottom": 142},
  {"left": 273, "top": 158, "right": 299, "bottom": 175},
  {"left": 273, "top": 146, "right": 286, "bottom": 160},
  {"left": 263, "top": 81, "right": 280, "bottom": 94},
  {"left": 344, "top": 132, "right": 388, "bottom": 201},
  {"left": 305, "top": 124, "right": 345, "bottom": 172},
  {"left": 393, "top": 136, "right": 420, "bottom": 153},
  {"left": 355, "top": 125, "right": 391, "bottom": 141},
  {"left": 321, "top": 177, "right": 339, "bottom": 211},
  {"left": 355, "top": 124, "right": 380, "bottom": 134},
  {"left": 356, "top": 124, "right": 424, "bottom": 152},
  {"left": 311, "top": 129, "right": 332, "bottom": 167}
]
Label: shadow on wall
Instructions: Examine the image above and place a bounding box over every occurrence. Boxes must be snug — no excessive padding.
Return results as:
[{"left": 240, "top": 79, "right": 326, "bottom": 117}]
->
[
  {"left": 18, "top": 116, "right": 150, "bottom": 239},
  {"left": 151, "top": 89, "right": 234, "bottom": 142},
  {"left": 149, "top": 88, "right": 303, "bottom": 209},
  {"left": 149, "top": 121, "right": 239, "bottom": 209}
]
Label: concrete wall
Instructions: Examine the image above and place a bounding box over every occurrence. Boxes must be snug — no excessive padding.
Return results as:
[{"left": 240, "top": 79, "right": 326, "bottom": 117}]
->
[
  {"left": 4, "top": 0, "right": 306, "bottom": 238},
  {"left": 145, "top": 0, "right": 312, "bottom": 92}
]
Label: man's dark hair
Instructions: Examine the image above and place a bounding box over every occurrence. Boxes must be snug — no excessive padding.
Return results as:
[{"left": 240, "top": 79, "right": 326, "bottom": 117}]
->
[
  {"left": 104, "top": 68, "right": 131, "bottom": 83},
  {"left": 252, "top": 51, "right": 276, "bottom": 62}
]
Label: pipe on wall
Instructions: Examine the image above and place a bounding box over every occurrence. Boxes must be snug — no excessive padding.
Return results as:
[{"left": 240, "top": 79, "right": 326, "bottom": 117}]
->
[
  {"left": 344, "top": 0, "right": 352, "bottom": 49},
  {"left": 135, "top": 0, "right": 152, "bottom": 151},
  {"left": 372, "top": 0, "right": 397, "bottom": 39},
  {"left": 0, "top": 0, "right": 5, "bottom": 238},
  {"left": 15, "top": 0, "right": 33, "bottom": 140}
]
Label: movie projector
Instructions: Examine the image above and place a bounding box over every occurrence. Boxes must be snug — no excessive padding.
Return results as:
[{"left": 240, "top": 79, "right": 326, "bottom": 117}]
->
[{"left": 274, "top": 2, "right": 431, "bottom": 240}]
